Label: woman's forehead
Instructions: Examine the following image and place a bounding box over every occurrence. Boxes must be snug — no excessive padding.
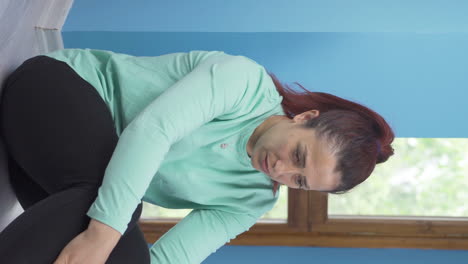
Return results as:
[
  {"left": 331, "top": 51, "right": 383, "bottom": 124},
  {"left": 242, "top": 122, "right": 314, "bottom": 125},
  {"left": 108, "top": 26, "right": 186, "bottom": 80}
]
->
[{"left": 300, "top": 129, "right": 340, "bottom": 190}]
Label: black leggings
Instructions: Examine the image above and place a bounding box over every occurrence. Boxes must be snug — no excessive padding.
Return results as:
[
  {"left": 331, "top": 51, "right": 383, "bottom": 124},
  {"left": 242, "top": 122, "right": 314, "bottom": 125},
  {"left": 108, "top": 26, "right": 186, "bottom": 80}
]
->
[{"left": 0, "top": 56, "right": 150, "bottom": 264}]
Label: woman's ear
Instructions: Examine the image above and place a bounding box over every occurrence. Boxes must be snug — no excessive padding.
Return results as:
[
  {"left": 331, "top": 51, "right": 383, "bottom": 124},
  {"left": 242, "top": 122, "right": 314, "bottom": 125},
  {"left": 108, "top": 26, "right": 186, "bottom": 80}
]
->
[
  {"left": 294, "top": 109, "right": 320, "bottom": 123},
  {"left": 309, "top": 109, "right": 320, "bottom": 118}
]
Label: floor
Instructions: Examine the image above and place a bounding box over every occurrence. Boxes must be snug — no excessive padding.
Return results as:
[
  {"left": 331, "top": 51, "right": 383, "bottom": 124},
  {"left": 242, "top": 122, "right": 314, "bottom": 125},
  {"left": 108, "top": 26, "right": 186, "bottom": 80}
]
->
[{"left": 0, "top": 0, "right": 72, "bottom": 232}]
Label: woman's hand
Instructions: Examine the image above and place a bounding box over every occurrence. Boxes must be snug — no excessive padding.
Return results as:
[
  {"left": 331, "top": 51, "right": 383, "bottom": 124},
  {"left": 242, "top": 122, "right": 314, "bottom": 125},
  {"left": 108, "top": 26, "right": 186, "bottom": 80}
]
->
[{"left": 53, "top": 219, "right": 122, "bottom": 264}]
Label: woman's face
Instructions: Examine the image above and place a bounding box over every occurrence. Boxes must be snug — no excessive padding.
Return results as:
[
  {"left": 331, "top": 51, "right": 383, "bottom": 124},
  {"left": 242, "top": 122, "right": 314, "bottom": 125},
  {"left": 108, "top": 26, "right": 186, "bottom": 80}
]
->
[{"left": 247, "top": 110, "right": 341, "bottom": 191}]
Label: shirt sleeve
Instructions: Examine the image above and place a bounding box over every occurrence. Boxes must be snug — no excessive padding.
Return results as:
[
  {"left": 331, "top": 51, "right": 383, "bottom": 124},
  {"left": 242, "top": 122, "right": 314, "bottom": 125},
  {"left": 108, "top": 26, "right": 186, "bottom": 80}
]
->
[
  {"left": 149, "top": 209, "right": 258, "bottom": 264},
  {"left": 86, "top": 51, "right": 262, "bottom": 235}
]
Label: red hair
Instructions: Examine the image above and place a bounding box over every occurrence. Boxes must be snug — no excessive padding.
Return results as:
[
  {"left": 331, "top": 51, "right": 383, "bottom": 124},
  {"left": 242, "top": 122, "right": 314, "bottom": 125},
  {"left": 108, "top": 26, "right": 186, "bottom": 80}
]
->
[{"left": 266, "top": 72, "right": 395, "bottom": 194}]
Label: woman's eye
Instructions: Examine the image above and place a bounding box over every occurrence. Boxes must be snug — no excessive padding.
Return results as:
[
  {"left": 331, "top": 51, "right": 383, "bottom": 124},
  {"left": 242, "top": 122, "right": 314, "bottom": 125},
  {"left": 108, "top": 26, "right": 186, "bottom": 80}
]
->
[{"left": 296, "top": 149, "right": 300, "bottom": 164}]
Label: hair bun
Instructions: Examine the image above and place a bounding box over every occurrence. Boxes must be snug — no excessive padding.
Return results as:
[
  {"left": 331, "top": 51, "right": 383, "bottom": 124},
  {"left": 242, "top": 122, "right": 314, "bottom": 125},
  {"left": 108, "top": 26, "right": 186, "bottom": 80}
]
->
[{"left": 376, "top": 143, "right": 394, "bottom": 164}]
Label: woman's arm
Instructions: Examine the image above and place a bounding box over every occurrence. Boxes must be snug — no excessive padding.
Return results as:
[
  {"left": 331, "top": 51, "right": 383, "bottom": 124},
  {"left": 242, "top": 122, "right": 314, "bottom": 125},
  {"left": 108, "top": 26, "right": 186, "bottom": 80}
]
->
[
  {"left": 149, "top": 209, "right": 258, "bottom": 264},
  {"left": 87, "top": 218, "right": 122, "bottom": 246},
  {"left": 53, "top": 219, "right": 123, "bottom": 264},
  {"left": 84, "top": 52, "right": 257, "bottom": 236}
]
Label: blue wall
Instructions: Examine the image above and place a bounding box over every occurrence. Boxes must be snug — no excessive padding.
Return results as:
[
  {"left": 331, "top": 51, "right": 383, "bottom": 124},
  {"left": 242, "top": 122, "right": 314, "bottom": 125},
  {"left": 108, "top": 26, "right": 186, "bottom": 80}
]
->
[
  {"left": 62, "top": 0, "right": 468, "bottom": 262},
  {"left": 61, "top": 31, "right": 468, "bottom": 137},
  {"left": 61, "top": 0, "right": 468, "bottom": 138},
  {"left": 63, "top": 0, "right": 468, "bottom": 33},
  {"left": 203, "top": 246, "right": 468, "bottom": 264}
]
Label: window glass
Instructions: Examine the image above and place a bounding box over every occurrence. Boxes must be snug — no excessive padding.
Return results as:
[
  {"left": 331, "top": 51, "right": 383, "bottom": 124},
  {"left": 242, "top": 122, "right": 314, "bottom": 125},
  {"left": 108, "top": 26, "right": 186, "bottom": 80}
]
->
[{"left": 329, "top": 138, "right": 468, "bottom": 217}]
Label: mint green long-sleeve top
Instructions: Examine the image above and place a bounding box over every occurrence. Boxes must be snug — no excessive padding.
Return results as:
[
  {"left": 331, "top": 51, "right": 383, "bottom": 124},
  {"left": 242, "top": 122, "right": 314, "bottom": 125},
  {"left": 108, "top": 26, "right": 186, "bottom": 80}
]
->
[{"left": 43, "top": 48, "right": 285, "bottom": 264}]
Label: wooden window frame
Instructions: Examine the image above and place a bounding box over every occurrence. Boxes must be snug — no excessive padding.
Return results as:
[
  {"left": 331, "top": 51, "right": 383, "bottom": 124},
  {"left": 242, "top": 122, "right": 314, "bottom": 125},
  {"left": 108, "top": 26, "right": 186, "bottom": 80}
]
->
[{"left": 139, "top": 189, "right": 468, "bottom": 250}]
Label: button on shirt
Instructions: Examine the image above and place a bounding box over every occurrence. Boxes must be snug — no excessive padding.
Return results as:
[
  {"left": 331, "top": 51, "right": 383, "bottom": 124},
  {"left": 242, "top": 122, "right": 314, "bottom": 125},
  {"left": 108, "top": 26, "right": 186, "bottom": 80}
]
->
[{"left": 43, "top": 48, "right": 285, "bottom": 264}]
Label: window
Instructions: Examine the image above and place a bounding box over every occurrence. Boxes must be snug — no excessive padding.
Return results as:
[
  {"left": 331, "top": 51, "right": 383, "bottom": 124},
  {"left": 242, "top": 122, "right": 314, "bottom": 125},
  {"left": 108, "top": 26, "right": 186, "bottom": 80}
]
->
[
  {"left": 139, "top": 138, "right": 468, "bottom": 250},
  {"left": 329, "top": 138, "right": 468, "bottom": 217}
]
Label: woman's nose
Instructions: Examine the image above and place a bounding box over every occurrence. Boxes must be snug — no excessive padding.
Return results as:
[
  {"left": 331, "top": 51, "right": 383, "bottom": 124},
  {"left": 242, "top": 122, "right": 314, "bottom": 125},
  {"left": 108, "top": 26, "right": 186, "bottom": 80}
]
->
[{"left": 273, "top": 159, "right": 299, "bottom": 180}]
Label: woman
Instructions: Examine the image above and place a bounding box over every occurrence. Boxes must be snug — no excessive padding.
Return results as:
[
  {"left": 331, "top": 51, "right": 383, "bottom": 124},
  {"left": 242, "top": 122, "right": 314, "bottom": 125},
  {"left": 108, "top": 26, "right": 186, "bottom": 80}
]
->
[{"left": 0, "top": 49, "right": 394, "bottom": 264}]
